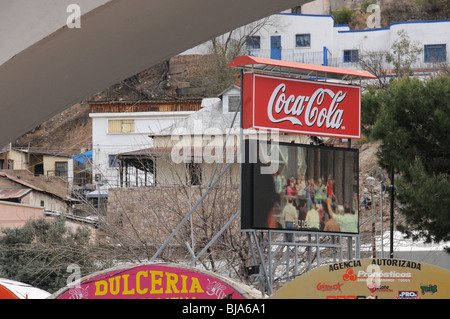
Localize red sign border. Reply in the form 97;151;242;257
242;72;362;139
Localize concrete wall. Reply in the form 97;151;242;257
106;185;240;249
21;191;69;213
0;200;44;230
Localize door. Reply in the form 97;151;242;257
270;35;281;60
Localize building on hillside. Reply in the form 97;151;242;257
67;149;93;194
115;97;242;187
182;13;449;75
113;85;315;188
0;144;71;178
0;170;74;214
102;86;319;248
88;99;202;189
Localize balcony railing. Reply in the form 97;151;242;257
246;49;450;75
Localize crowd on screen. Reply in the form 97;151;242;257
271;171;358;233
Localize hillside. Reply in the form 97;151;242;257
13;54;205;154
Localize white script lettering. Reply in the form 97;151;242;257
267;83;346;130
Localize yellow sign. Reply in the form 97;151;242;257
270;258;450;299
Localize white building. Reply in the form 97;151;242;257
89;100;202;188
182;13;450;72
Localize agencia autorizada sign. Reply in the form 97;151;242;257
242;73;361;139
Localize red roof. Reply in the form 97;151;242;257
227;56;377;80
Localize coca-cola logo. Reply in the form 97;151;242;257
267;83;346;130
242;73;361;139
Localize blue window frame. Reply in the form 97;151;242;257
343;50;359;63
424;44;446;63
296;34;311;47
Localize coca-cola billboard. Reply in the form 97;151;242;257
242;73;361;139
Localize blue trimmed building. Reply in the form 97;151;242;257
182;13;450;73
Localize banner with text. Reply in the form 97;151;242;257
270;258;450;299
242;73;361;139
52;263;259;299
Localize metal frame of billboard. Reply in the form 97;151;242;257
229;57;374;295
150;57;375;297
240;139;361;295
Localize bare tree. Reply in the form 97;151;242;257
188;16;284;96
358;50;390;88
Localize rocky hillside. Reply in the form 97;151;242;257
13;55;205;154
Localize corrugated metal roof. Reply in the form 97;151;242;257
228;56;377;81
0;171;69;201
0;188;31;200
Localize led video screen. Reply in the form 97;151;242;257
241;140;359;234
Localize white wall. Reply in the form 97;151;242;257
182;13;335;63
90;111;194;187
182;13;450;71
390;21;450;63
254;13;335;61
336;20;450;68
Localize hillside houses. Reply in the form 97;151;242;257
88;99;202;188
0;144;71;178
0;170;73;213
182;13;449;75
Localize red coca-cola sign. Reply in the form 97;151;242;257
242;73;361;139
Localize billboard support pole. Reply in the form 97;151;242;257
232;57;371;295
245;230;273;296
189;210;240;266
151;91;242;263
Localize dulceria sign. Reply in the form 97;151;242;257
50;263;259;299
242;73;361;139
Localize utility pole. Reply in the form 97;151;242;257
380;180;384;258
389;170;395;258
366;176;376;258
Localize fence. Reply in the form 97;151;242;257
246;48;450;76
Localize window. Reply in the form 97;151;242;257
291;6;301;14
186;162;202;186
108;119;135;133
343;50;359;63
55;162;68;178
424;44;446;63
228;96;240;113
7;159;14;169
109;155;120;168
246;36;261;49
296;34;311;47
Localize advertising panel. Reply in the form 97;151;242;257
51;263;259;299
242;72;361;139
270;258;450;299
241;140;359;234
